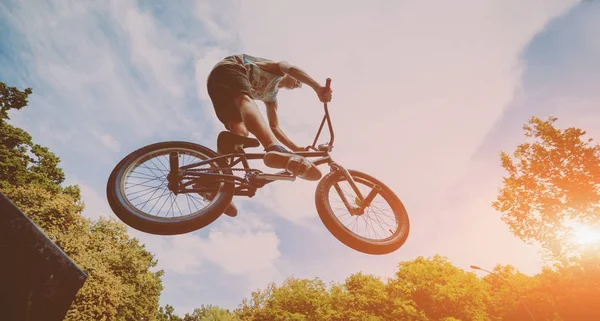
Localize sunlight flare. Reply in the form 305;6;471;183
571;224;600;246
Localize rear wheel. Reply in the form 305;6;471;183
106;141;233;235
315;169;409;255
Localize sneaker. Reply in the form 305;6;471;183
263;145;322;181
222;202;238;217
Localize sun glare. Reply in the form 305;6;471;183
572;224;600;246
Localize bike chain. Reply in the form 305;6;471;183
190;167;261;183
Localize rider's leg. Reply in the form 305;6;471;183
232;94;279;149
227;120;249;137
207;64;320;180
231;94;321;181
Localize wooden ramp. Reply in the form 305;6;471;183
0;192;87;321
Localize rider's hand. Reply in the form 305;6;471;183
315;85;332;103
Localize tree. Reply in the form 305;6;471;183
182;305;240;321
532;261;600;320
158;305;183;321
329;272;409;321
0;81;32;119
493;116;600;261
477;264;549;321
236;278;334;321
388;255;490;321
1;82;164;320
0;82;70;193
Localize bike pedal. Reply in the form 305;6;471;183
255;173;296;181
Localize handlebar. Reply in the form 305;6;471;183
309;78;334;152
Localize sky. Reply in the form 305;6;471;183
1;0;599;315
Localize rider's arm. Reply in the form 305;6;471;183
254;60;321;90
264;101;303;152
277;61;321;90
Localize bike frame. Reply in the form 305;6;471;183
168;78;373;204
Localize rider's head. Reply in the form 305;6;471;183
278;74;302;89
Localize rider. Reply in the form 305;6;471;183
203;54;333;217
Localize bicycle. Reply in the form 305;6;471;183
106;79;410;255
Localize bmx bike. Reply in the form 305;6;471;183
106;79;410;255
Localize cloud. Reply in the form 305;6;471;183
3;0;239;153
193;0;240;47
197;214;281;274
127;208;281;276
93;131;121;152
119;4;185;99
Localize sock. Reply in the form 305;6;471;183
265;144;290;153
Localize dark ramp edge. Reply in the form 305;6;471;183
0;191;87;321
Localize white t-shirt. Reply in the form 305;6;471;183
221;54;283;102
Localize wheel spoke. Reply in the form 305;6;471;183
326;174;402;242
117;146;226;220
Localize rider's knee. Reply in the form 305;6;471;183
233;93;255;111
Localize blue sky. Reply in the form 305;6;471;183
2;0;599;315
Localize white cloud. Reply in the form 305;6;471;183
6;0;237;146
116;1;186;99
127;208;281;277
198;216;281;274
93;131;120;152
194;0;240;46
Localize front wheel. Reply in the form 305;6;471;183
315;169;410;255
106;141;233;235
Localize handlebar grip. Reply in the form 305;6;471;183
325;78;331;89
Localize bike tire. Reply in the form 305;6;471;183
315;169;410;255
106;141;233;235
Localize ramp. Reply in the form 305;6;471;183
0;191;87;321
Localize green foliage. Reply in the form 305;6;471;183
493;116;600;260
390;255;490;321
1;81;164;321
158;305;183;321
0;83;69;193
78;218;164;321
230;256;600;320
183;305;241;321
0;81;32;120
329;273;392;321
2;184;85;240
237;278;334;321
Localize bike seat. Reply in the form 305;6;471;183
217;131;261;153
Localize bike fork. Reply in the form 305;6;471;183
330;162;381;212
